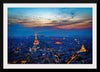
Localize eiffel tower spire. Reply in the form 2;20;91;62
35;32;37;40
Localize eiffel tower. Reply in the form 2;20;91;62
33;32;39;45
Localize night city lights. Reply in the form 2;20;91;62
3;3;97;69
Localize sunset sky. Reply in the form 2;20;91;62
8;8;92;37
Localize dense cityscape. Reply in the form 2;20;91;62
8;7;92;64
8;33;92;64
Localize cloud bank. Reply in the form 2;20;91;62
8;8;92;30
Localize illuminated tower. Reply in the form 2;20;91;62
79;44;87;52
33;32;39;45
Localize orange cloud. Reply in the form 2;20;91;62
55;20;92;30
8;17;92;30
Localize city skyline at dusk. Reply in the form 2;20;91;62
7;7;93;65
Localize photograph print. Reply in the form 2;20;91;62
3;3;97;69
